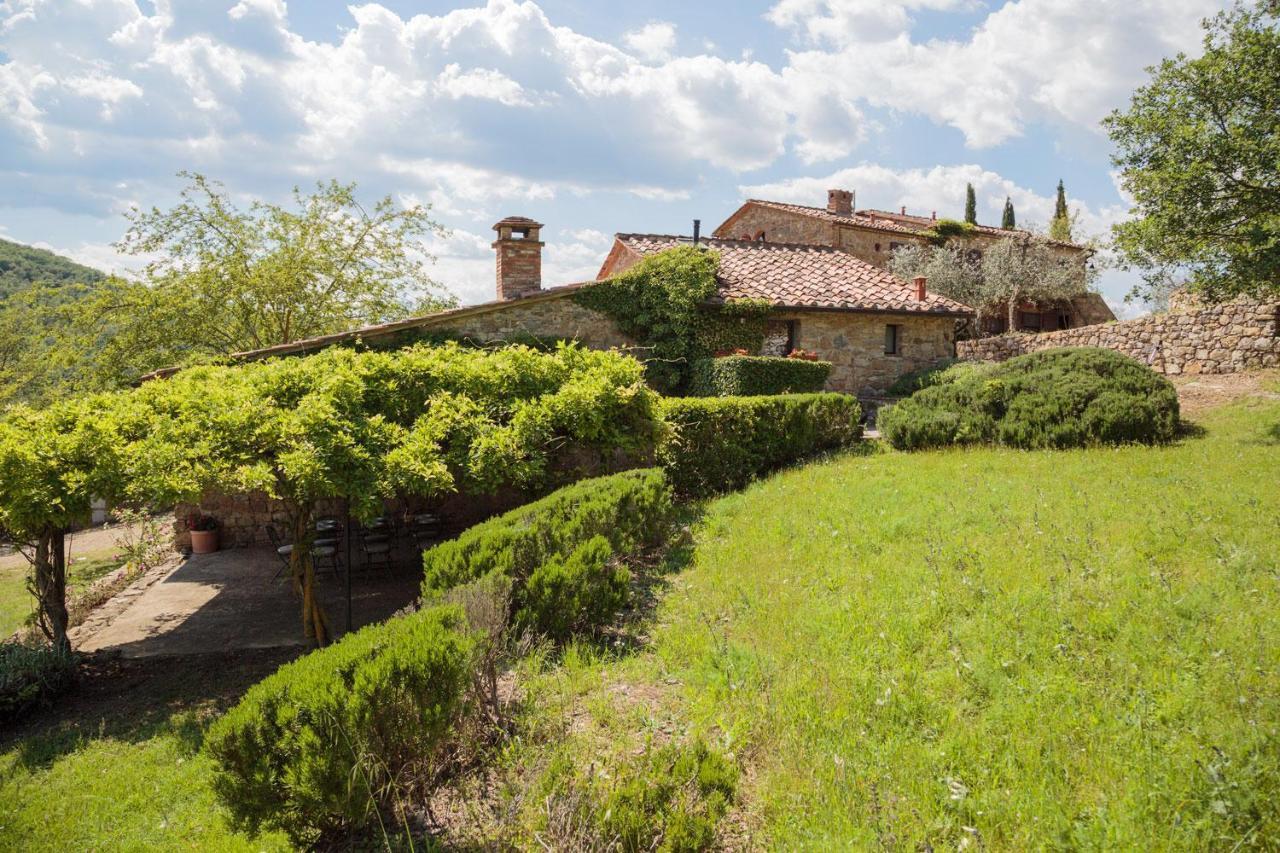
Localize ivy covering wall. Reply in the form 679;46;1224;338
571;246;771;393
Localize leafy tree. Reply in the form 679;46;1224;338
1001;197;1017;229
888;243;987;328
982;234;1091;329
0;398;123;651
0;284;103;407
1049;179;1073;242
81;173;454;385
964;183;978;225
1104;3;1280;301
890;233;1094;332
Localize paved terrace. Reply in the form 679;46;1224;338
75;547;421;658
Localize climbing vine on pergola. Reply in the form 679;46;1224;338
0;342;660;649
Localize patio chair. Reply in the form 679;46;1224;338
266;524;342;580
359;526;395;573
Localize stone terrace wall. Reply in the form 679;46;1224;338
957;299;1279;375
172;444;650;551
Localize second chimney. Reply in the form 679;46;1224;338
913;276;927;302
827;188;854;216
492;216;544;301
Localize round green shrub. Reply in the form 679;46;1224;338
879;348;1179;451
884;358;993;397
204;605;475;843
0;641;75;723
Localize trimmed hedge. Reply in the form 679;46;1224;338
204;605;475;843
878;348;1180;450
0;641;75;723
690;355;831;397
658;393;862;497
422;468;675;639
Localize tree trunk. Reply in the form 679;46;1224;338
31;528;70;652
1007;288;1020;333
289;506;330;647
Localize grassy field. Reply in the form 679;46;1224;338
3;390;1277;850
500;392;1280;849
0;554;124;638
0;652;293;852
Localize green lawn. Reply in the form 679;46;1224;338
507;394;1280;850
0;555;124;638
615;395;1280;848
4;394;1278;850
0;653;293;852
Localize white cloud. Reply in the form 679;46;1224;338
768;0;972;45
623;21;677;62
435;64;534;106
421;224;613;305
779;0;1225;147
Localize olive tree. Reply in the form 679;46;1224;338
890;233;1094;333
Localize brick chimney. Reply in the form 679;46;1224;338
492;216;544;300
827;188;854;216
913;276;927;301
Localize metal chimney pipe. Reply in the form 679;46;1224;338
693;219;701;245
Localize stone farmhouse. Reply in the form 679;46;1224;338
715;189;1115;334
194;210;974;396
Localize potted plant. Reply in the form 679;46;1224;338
187;513;219;554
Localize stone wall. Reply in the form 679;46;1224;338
956;299;1280;375
781;309;956;394
173;443;651;551
425;292;633;351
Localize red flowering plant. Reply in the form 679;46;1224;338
186;512;218;531
786;349;821;361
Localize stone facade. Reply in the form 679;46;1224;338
424;291;633;351
956;299;1280;375
715;201;1109;330
781;310;956;393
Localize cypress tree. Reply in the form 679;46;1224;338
1001;197;1016;229
1049;179;1073;241
964;183;977;224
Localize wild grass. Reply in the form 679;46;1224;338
3;395;1277;850
0;713;289;851
619;396;1280;848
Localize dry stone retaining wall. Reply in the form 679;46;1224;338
956;299;1279;375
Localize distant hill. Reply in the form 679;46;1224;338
0;237;106;299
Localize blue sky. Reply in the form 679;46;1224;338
0;0;1228;313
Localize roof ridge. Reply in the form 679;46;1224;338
617;232;881;257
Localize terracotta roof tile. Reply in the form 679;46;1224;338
738;199;1086;250
617;234;973;316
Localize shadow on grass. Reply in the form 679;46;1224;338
1;646;300;774
1176;419;1209;440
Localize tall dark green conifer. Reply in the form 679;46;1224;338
964;183;977;224
1001;197;1016;229
1049;179;1073;241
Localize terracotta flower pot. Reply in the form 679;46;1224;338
190;529;219;554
